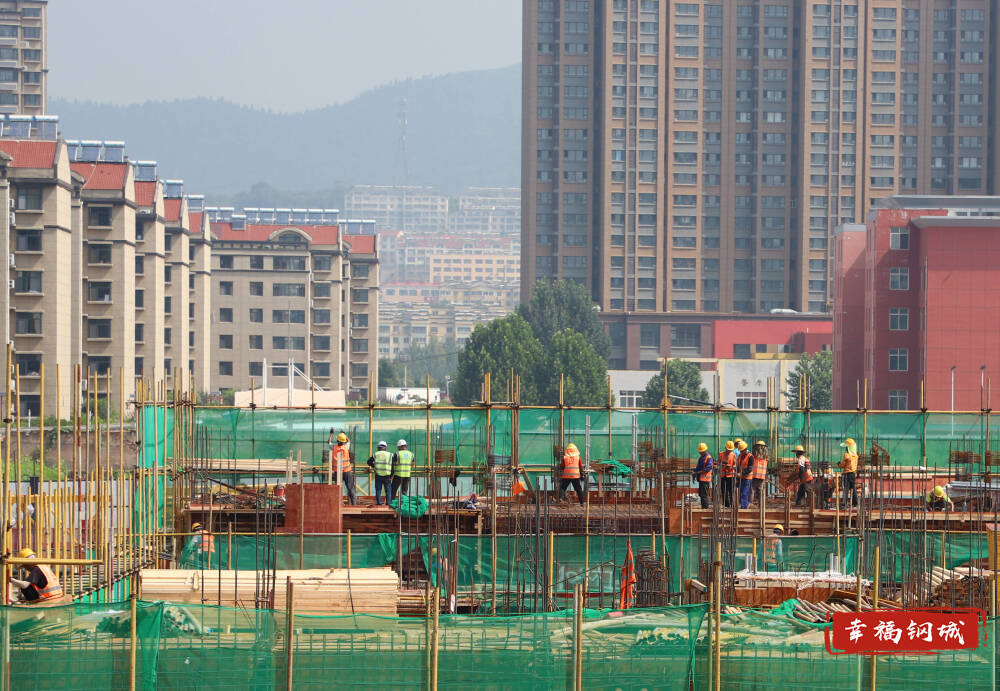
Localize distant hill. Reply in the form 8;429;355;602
49;64;520;200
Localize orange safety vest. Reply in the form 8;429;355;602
197;532;216;554
739;450;754;478
763;537;781;567
562;448;581;479
799;458;814;483
332;444;353;473
719;450;738;478
33;564;63;601
751;453;768;480
697;454;714;483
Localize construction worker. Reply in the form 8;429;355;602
737;440;754;509
792;445;814;507
391;439;414;501
925;485;954;512
750;440;769;506
558;442;585;506
368;441;394;506
329;431;357;505
763;525;784;571
817;462;835;509
693;442;713;509
718;440;738;508
839;437;859;509
9;548;64;604
190;522;215;567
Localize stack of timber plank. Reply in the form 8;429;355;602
141;568;399;615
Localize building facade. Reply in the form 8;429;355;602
344;234;379;396
524;0;997;364
834;196;1000;411
448;187;521;236
344;185;448;232
0;1;46;115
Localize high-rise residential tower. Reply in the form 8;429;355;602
523;0;995;368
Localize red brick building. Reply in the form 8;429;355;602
834;197;1000;411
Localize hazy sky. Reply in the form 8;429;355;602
49;0;521;112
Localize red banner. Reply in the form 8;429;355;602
825;608;984;655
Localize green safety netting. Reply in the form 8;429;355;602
1;600;708;690
863;530;991;581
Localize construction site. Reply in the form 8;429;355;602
1;367;999;689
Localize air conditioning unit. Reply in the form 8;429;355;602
8;211;14;226
7;254;13;268
7;279;13;290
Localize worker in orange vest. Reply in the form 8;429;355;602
693;442;714;508
558;442;585;505
737;440;754;508
762;524;784;571
190;522;216;567
839;438;859;509
9;548;64;604
718;440;738;508
328;430;357;505
750;440;769;507
792;445;814;507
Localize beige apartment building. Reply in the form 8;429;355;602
0;1;46;115
428;248;520;284
524;0;998;369
208;210;379;399
378;303;509;359
187;195;212;393
447;187;521;236
344;185;448;232
133;163;167;386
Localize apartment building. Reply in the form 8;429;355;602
378;303;509;359
208;210;378;398
133;162;167;385
187;195;212;394
524;0;998;367
344;234;379;395
428;248;520;284
68;140;136;399
0;1;46;115
383;280;520;310
344;185;448;232
834;196;1000;411
447;187;521;236
0;120;72;413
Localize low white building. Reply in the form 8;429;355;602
378;387;442;405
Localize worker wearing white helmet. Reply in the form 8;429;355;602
391;439;414;500
558;442;585;506
367;441;394;506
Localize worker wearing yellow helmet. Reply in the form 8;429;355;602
693;442;714;509
737;440;754;508
558;442;585;505
839;437;859;509
792;444;814;508
9;547;64;605
925;485;954;512
327;429;356;505
719;441;738;508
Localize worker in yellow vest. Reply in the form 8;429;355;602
367;441;394;506
10;548;64;604
558;442;585;505
328;430;357;505
391;439;414;501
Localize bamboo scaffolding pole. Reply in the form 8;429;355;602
285;577;295;691
573;582;583;691
129;592;137;691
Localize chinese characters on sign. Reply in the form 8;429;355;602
826;609;983;655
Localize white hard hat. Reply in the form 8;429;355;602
397;439;407;448
377;440;388;449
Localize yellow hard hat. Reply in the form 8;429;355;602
725;440;735;451
734;438;744;447
773;524;784;534
191;523;203;531
15;547;35;559
933;486;945;498
793;444;805;453
755;440;767;447
697;442;708;453
566;443;578;452
737;440;748;451
841;438;856;447
336;432;348;443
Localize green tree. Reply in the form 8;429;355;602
539;329;608;406
786;350;833;409
378;358;403;388
451;314;544;406
642;359;711;407
518;279;611;360
393;338;459;389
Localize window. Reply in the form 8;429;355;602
247;334;263;350
22;26;39;39
312;362;331;378
22;71;40;84
249;308;263;323
888;390;908;410
352;289;369;303
88;243;112;264
164;296;172;314
889;308;909;331
889;226;910;250
313;335;331;351
351;339;369;354
87;281;112;302
889;268;909;290
16;188;41;210
219;308;233;322
164;327;172;345
218;334;233;349
273;283;306;297
248;281;263;296
21;49;40;61
218;256;233;269
218;361;233;376
313;309;331;324
313;282;331;298
89;357;111;376
219;281;234;296
248;361;263;378
888;348;909;372
14;270;41;294
15;312;41;335
640;324;660;348
272;309;305;324
16;229;41;252
671;324;700;350
87;319;111;340
88;207;112;227
736;392;766;410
